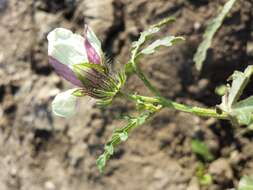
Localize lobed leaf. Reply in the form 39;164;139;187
193;0;237;71
96;111;154;172
139;36;184;55
131;16;176;52
126;16;177;74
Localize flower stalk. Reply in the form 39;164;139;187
120;92;229;119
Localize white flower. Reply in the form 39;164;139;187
48;28;88;66
47;27;104;87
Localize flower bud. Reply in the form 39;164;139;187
84;25;104;65
47;26;125;116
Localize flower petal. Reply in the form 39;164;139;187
48;28;88;66
84;25;102;64
49;57;83;87
52;89;79;117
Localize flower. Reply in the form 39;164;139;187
47;25;125;117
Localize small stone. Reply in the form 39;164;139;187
229;150;241;165
209;158;233;184
193;22;201;31
247;42;253;56
44;181;55;190
0;0;7;11
187;177;200;190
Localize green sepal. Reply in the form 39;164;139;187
75;62;108;73
72;89;86;97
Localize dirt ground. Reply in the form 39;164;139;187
0;0;253;190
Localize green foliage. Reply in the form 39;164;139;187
191;139;214;162
195;163;213;186
238;176;253;190
96;111;153;172
193;0;237;71
232;96;253;125
50;13;253;177
97;17;186;172
131;17;176;52
139;36;184;55
218;66;253;125
125;16;182;74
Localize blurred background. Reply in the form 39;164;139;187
0;0;253;189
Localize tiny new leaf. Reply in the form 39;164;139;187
191;139;214;162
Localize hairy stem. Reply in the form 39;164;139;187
122;93;228;119
129;94;228;119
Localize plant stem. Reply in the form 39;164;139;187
134;63;162;96
123;93;228;119
128;48;228;120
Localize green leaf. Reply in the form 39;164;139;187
232;96;253;125
238;176;253;190
199;174;213;186
132;27;160;50
218;66;253;125
195;162;213;186
191;139;214;162
96;155;106;173
126;16;176;73
119;132;128;141
140;36;184;55
228;71;250;108
52;89;78;117
194;0;237;71
151;17;176;28
131;16;176;51
105;144;114;155
96;111;153;172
